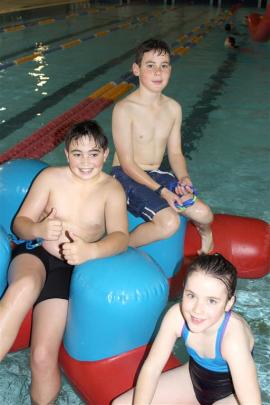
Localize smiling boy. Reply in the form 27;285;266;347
0;120;128;404
112;38;213;254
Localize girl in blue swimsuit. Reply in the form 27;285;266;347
113;254;261;405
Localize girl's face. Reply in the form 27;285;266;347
181;270;234;334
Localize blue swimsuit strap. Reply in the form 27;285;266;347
181;311;232;356
215;311;232;358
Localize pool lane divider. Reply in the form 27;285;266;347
0;7;177;72
0;82;134;163
171;10;234;57
0;5;119;34
0;3;179;35
0;9;234;164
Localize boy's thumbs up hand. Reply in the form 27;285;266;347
38;207;63;240
61;231;95;265
47;207;56;218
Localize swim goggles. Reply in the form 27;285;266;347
168;180;198;212
10;234;43;250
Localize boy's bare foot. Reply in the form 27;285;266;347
197;231;214;255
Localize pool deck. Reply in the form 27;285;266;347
0;0;91;15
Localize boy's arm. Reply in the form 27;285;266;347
97;180;129;257
112;102;184;209
13;169;62;241
134;304;183;405
223;323;261;405
167;102;193;194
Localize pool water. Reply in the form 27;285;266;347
0;1;269;404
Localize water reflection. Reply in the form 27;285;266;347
28;42;49;97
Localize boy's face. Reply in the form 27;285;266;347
132;50;171;93
65;135;109;181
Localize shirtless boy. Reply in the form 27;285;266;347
0;120;128;404
112;38;213;254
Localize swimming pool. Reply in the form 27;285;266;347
0;1;269;403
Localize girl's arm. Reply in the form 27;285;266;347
223;319;261;405
134;304;183;405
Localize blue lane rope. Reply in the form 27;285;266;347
0;7;231;72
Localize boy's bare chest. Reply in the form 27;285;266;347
46;187;104;225
132;109;173;142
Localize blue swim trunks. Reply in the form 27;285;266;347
111;166;176;222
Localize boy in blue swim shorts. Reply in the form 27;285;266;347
112;38;213;253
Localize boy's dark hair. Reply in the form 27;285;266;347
224;23;231;32
228;36;236;47
183;254;237;300
135;38;171;66
65;120;108;151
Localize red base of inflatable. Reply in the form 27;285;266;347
168;213;269;299
59;344;180;405
184;214;270;278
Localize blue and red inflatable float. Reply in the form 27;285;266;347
0;159;269;404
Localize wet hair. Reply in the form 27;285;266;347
228;36;236;47
65;120;108;151
224;23;231;32
135;38;171;66
183;254;237;300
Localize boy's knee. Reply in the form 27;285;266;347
31;345;58;374
166;213;181;237
192;202;213;226
154;210;180;239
